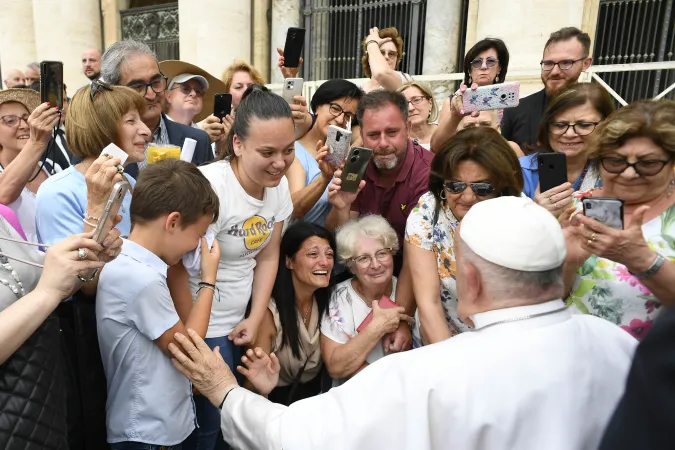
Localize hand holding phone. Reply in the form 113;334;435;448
325;125;352;167
538;152;568;193
282;78;304;104
213;93;232;120
282;27;306;68
582;197;625;230
340;147;373;193
462;81;520;112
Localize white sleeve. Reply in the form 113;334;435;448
276;176;294;223
221;388;286;450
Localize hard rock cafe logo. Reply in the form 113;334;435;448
227;215;276;251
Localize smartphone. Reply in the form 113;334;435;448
213;93;232;120
325;125;352;167
538;152;567;193
282;78;304;104
340;147;373;193
91;181;130;244
357;296;398;333
462;81;520;112
39;61;64;109
282;27;306;68
582;197;625;230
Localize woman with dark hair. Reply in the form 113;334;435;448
431;38;511;152
236;221;336;405
287;79;362;226
168;85;295;450
520;83;614;216
361;27;413;93
405;127;523;345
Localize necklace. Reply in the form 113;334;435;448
300;301;312;326
0;247;25;298
475;305;568;331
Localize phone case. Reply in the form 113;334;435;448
325;125;352;167
213;93;232;120
462;81;520;112
40;61;64;109
340;147;373;193
283;27;306;68
282;78;304;104
538;152;568;193
92;181;130;243
582;197;625;230
356;296;398;333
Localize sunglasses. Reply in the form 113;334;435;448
445;181;495;196
470;57;499;69
600;157;671;177
171;83;206;97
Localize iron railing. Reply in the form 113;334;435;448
593;0;675;102
303;0;427;81
121;3;179;61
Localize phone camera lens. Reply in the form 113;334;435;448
500;94;507;99
336;131;342;141
353;149;359;155
586;203;592;209
350;156;358;163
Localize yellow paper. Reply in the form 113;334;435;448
147;144;181;164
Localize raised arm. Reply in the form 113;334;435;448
364;28;403;91
287;142;334;218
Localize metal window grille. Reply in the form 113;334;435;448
593;0;675;102
121;2;180;62
303;0;427;81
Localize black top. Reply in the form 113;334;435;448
598;306;675;450
500;88;549;151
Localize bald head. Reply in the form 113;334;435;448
82;48;102;80
4;69;25;88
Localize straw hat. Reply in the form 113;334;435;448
0;88;41;114
159;60;227;123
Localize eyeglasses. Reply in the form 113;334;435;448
351;248;393;268
380;50;398;59
540;57;586;71
90;79;113;101
328;103;356;122
470;57;499;69
407;96;427;106
445;181;495;196
171;83;205;97
0;114;29;128
600;157;671;177
127;76;168;96
549;121;600;136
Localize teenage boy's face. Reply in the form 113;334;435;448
166;214;214;265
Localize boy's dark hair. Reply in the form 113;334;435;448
131;159;219;227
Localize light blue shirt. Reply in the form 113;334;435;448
294;141;331;226
35;166;135;245
96;239;195;445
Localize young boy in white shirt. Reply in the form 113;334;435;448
96;159;221;450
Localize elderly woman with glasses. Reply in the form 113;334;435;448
397;81;438;150
405;127;523;345
563;100;675;340
320;215;413;386
520;83;614;217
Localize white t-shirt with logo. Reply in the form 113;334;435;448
190;160;293;337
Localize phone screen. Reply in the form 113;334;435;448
40;61;64;109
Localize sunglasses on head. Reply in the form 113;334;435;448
444;181;495;196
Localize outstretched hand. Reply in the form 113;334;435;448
237;347;281;396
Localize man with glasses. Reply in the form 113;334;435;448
99;40;213;179
501;27;593;150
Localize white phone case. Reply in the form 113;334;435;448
282;78;304;103
462;81;520;112
325;125;352;167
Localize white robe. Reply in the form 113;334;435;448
220;299;637;450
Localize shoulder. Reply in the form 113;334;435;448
37;167;82;198
575;314;639;351
411;144;433;178
293;142;311;164
519;153;538;171
199;160;229;182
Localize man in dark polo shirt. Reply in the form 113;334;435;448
501;27;593;151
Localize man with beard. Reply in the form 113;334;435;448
81;48;102;81
501;27;592;151
99;39;213;179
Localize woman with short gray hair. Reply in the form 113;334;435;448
320;215;412;386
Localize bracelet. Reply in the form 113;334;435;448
366;40;380;49
219;386;238;410
197;285;215;294
83;219;98;228
629;253;666;279
84;212;100;222
199;281;216;288
77;268;99;283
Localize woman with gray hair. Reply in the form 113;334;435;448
320;215;413;386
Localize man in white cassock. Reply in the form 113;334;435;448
168;196;638;450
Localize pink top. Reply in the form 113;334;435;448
0;204;27;240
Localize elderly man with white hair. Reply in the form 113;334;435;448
168;196;637;450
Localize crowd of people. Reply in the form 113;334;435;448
0;21;673;450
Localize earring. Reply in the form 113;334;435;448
440;190;447;200
668;179;675;197
495;74;500;83
468;77;472;86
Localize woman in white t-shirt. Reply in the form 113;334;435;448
320;215;413;387
168;86;295;450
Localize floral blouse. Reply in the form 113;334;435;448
405;192;472;345
567;190;675;339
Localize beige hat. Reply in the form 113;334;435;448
159;60;227;122
459;196;566;271
0;88;41;114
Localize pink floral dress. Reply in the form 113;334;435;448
567;190;675;339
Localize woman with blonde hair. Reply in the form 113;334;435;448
221;60;266;110
361;27;412;93
397;81;438;150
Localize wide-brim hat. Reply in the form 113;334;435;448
159;60;227;122
0;88;41;114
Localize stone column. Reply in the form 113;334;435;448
102;0;129;50
180;0;251;82
32;0;102;92
252;0;271;82
0;1;37;85
270;0;302;83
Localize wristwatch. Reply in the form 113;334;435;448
630;253;666;279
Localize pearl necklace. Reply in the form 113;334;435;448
0;247;25;298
